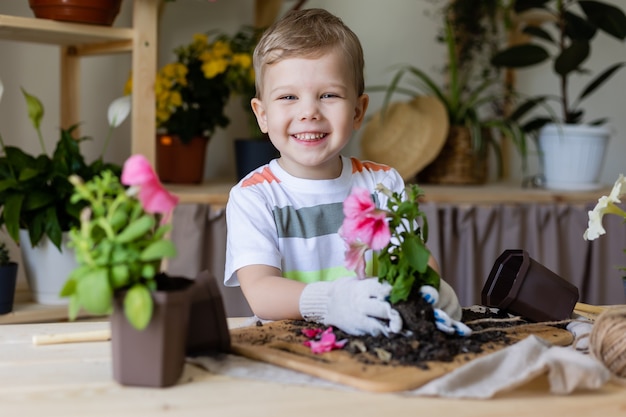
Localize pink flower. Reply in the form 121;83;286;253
343;187;376;219
302;327;347;354
341;211;390;250
344;240;368;279
341;187;391;250
121;154;179;216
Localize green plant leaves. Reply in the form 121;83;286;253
115;215;155;243
124;284;153;331
140;240;177;261
20;87;43;130
76;268;113;315
491;44;549;68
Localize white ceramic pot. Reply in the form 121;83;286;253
538;123;610;191
19;230;77;305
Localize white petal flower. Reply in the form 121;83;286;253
583;197;608;240
608;173;626;203
107;95;131;128
0;78;4;104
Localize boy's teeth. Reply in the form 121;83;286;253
294;133;324;140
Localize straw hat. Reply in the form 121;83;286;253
360;96;449;180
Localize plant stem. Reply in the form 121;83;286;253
557;0;570;123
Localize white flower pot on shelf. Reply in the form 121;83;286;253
19;229;77;305
538;123;610;191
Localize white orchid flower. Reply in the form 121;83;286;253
107;95;131;128
101;95;132;156
584;174;626;241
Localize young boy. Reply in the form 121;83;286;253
224;8;462;337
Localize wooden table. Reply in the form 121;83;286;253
2;319;625;416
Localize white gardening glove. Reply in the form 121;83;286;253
420;282;471;336
299;277;403;337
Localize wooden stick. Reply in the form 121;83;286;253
32;329;111;346
574;302;608;316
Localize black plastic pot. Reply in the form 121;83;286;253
481;249;579;322
0;263;18;315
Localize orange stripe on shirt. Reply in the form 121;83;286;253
241;166;280;188
351;157;391;174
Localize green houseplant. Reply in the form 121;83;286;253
61;155;179;330
61;155;230;387
366;1;528;184
490;0;626;189
0;77;130;303
0;80;129;250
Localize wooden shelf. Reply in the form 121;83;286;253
0;0;157;162
0;14;133;49
167;180;608;207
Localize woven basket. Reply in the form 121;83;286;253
416;126;488;185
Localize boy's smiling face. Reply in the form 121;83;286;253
251;47;369;179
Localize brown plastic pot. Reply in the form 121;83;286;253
110;273;231;388
481;249;579;322
111;276;193;388
28;0;123;26
186;270;231;356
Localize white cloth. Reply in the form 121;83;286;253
414;335;610;398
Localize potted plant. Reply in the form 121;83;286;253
0;239;18;315
491;0;626;190
364;1;529;184
0;77;130;304
125;27;259;184
61;154;229;387
340;184;471;336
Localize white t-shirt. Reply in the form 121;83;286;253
224;155;405;287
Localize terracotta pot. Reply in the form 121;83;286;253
0;263;18;315
481;249;579;322
28;0;123;26
156;134;209;184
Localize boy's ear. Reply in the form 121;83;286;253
353;94;369;130
251;98;268;133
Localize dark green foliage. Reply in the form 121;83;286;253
0;125;121;250
491;0;626;128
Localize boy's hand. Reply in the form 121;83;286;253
420;282;470;336
299;277;402;337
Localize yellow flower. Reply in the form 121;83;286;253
232;53;252;69
211;40;231;58
201;56;229;79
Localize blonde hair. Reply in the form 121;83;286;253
253;8;365;97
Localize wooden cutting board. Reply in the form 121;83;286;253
229;320;573;393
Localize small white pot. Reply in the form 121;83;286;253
538;123;610;191
19;230;77;305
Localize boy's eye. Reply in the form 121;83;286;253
279;95;297;100
321;93;339;99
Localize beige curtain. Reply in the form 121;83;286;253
168;202;625;317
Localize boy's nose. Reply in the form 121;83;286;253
299;98;321;121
